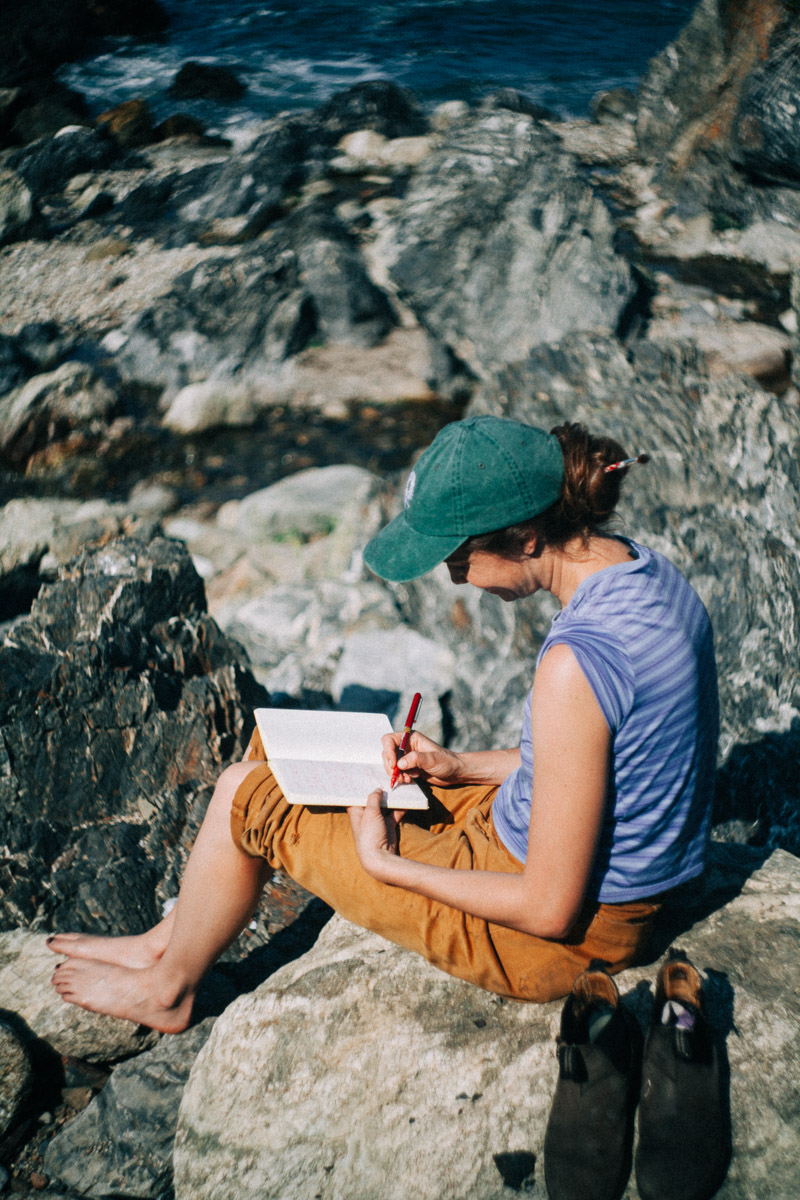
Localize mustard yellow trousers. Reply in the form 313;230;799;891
231;730;661;1003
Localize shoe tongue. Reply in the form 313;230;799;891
660;999;696;1030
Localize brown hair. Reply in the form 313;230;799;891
459;422;635;559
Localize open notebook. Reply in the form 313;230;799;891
253;708;429;809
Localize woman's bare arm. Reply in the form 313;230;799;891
350;644;610;939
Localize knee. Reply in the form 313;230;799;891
209;761;262;819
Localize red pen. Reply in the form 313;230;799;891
390;692;422;790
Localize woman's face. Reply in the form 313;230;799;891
445;546;539;602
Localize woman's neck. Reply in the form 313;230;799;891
543;536;633;608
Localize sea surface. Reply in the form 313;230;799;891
60;0;696;137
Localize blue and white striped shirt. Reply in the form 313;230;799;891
492;539;719;902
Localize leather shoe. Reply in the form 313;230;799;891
635;948;730;1200
544;960;641;1200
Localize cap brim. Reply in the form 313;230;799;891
364;511;466;582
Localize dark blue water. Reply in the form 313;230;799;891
60;0;695;136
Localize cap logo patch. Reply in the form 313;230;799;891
404;469;417;509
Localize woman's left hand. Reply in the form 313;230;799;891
348;791;404;880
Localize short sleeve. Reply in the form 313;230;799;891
540;623;635;733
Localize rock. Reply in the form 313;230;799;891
635;0;785;169
0;362;118;469
691;321;792;391
11;322;72;373
315;80;427;142
381;110;635;378
0;932;158;1063
7;127;120;198
5;84;90;148
0;169;37;246
337;129;388;161
0;1018;33;1144
84;0;168;37
43;1019;214;1198
167;115;309;241
233;464;379;544
634;215;800;325
115;209;395;396
153;113;206;142
289;208;396;347
629;0;800;242
480;88;555;121
174;845;800;1200
547;117;638;167
169;62;246;102
430;100;469;132
0;333;30;397
162;380;260;434
331;628;455;739
590;87;637;126
0;497;81;621
732;22;800;187
0;535;267;931
126;480;178;518
219;581;398;698
0;2;88;88
97;98;154;148
378;135;434;167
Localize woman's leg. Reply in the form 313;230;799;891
50;762;271;1033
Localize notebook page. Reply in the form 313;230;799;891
269;757;428;808
254;709;392;764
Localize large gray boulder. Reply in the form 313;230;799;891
0;362;118;468
174;845;799;1200
0;533;267;932
0;931;157;1064
631;0;800;235
0;169;37;246
114;208;396;400
731;19;800;187
381;109;635;378
0;1016;33;1147
42;1019;215;1199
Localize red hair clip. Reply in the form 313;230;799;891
604;453;650;474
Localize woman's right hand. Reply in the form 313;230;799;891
381;731;465;788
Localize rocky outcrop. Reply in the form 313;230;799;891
170;63;246;103
0;932;158;1064
0;362;118;468
41;1019;215;1199
114;207;397;400
0;534;267;933
0;170;38;247
173;845;800;1200
0;1019;33;1146
636;0;788;176
381;110;635;378
7;128;123;200
0;0;168;89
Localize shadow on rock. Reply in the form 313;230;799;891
713;721;800;856
645;843;769;966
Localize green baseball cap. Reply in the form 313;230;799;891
364;415;564;582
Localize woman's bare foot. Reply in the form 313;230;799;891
51;958;194;1034
46;917;173;969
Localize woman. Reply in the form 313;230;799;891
49;415;718;1031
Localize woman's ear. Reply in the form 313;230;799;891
523;535;542;558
